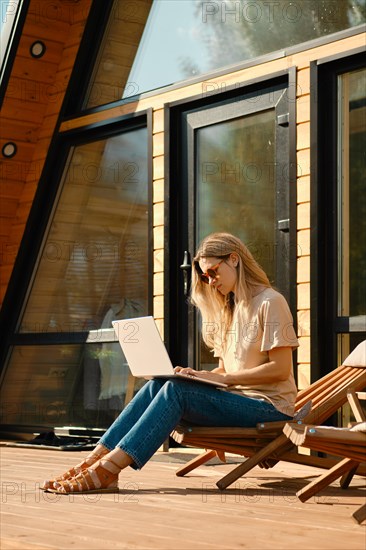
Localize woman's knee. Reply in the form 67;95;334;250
146;378;191;403
131;378;165;402
145;378;166;393
161;378;190;403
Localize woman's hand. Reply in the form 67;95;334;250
174;366;228;384
174;366;192;374
173;366;198;376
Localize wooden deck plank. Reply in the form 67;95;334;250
0;446;365;549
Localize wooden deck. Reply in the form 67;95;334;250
1;445;365;550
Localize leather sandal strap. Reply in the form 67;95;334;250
85;449;109;462
77;471;93;491
65;466;81;478
65;471;91;492
104;458;122;470
94;463;119;484
61;477;79;492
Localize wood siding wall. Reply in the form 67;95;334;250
0;0;92;302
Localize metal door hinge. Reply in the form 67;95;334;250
277;113;289;127
278;219;290;232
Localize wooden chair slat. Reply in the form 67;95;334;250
347;390;366;422
296;458;360;503
295;366;352;406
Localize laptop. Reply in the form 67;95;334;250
112;316;228;388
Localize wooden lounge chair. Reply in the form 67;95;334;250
171;341;366;490
283;421;366;524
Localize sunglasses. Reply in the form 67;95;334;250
198;259;225;284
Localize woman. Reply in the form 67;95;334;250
42;232;298;494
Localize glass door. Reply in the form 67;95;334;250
173;83;294;371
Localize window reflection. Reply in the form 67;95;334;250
20;128;149;332
195;109;276;371
196;110;276;281
85;0;365;108
338;68;366;317
84;0;153;108
0;345;145;428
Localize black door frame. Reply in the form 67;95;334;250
165;69;297;370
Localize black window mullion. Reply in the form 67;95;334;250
12;329;118;346
334;316;366;334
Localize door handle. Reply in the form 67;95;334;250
180;251;191;296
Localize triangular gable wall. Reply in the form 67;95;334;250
0;0;93;304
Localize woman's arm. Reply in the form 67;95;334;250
211;358;226;374
176;347;292;385
224;347;293;385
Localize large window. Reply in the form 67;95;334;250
83;0;365;109
0;124;151;429
337;67;366;401
313;54;365;394
337;68;366;321
19;129;150;333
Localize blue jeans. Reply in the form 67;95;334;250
98;378;292;469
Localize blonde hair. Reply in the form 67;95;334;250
191;232;271;354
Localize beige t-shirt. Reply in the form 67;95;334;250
218;288;299;416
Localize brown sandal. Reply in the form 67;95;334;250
50;459;120;494
41;448;109;491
